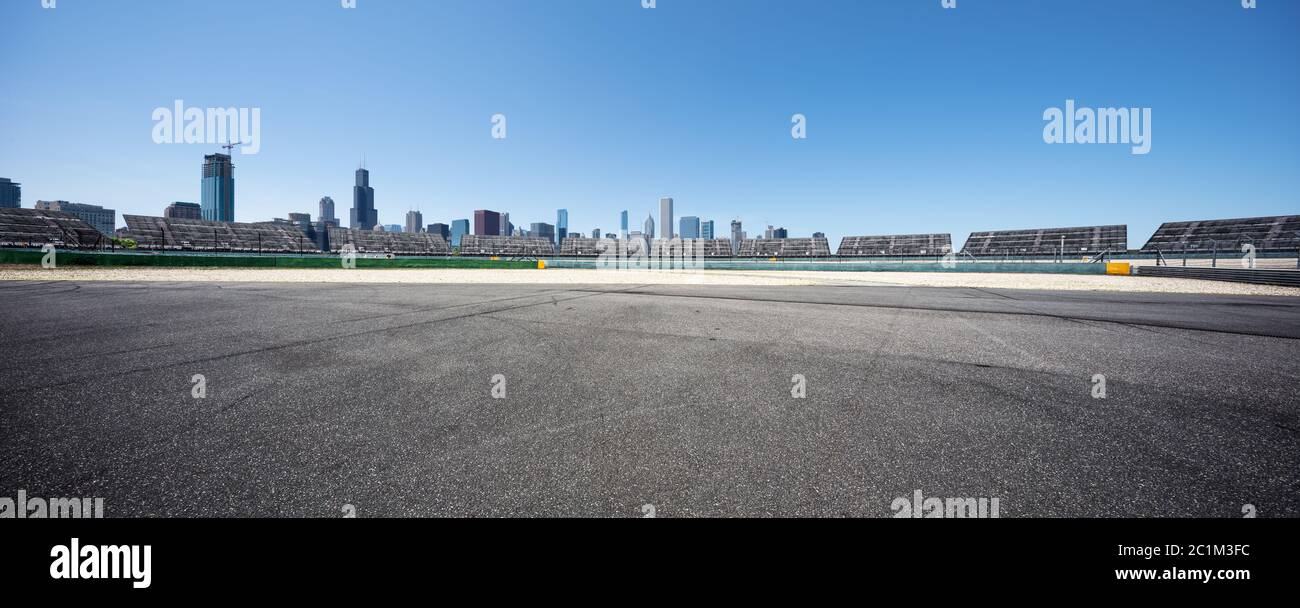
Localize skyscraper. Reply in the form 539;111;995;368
659;197;674;239
473;210;501;235
731;220;743;254
591;228;600;239
350;167;377;230
644;214;655;239
556;209;568;246
620;210;629;238
319;196;336;223
773;227;788;239
164;201;202;219
679;216;700;239
201;153;234;222
701;220;714;240
451;219;469;247
531;222;555;242
428;223;450;240
405;209;423;233
0;178;20;208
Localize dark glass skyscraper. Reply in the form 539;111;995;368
350;168;377;230
201;154;234;221
680;216;700;239
451;219;469;247
473;210;501;235
0;178;20;208
556;209;568;246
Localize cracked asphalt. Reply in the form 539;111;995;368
1;280;1297;517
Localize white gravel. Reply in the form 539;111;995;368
2;265;1298;296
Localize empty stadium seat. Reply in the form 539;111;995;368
960;225;1127;257
836;233;952;256
0;208;106;249
1140;215;1300;253
457;235;555;256
736;237;832;258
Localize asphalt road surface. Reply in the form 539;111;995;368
2;280;1298;517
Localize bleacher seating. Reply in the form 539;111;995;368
125;215;316;252
328;227;450;255
0;208;107;249
1140;215;1300;253
837;233;952;256
457;235;555;257
558;237;613;257
961;225;1127;256
650;238;734;258
736;237;832;258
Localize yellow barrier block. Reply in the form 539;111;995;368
1105;262;1131;276
537;260;546;269
490;256;500;261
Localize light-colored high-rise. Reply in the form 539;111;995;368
659;197;674;239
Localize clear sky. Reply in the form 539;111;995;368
2;0;1297;249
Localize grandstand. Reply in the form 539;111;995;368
125;215;316;252
1140;215;1300;253
458;235;555;257
736;237;832;258
961;225;1127;257
558;237;615;257
328;227;450;255
837;233;952;257
0;207;107;249
650;238;734;258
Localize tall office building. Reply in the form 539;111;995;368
644;214;655;239
773;227;788;239
813;232;825;239
428;223;450;240
350;167;377;230
530;222;555;242
164;201;202;219
201;153;235;222
451;219;469;247
0;178;19;208
659;197;674;239
500;212;511;236
731;220;743;254
405;210;423;233
319;196;336;223
679;216;700;239
764;225;775;239
591;228;601;239
35;200;117;235
701;220;714;240
473;210;501;235
556;209;568;246
620;210;629;238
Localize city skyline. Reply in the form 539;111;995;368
3;1;1298;250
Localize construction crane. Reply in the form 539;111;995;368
221;142;243;157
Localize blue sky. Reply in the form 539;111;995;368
2;0;1297;249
